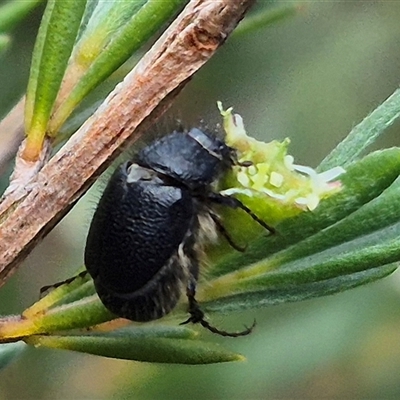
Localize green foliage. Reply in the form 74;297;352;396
24;0;87;159
0;0;43;57
26;326;242;365
1;0;400;369
233;3;303;38
319;87;400;170
0;0;43;33
23;0;186;159
2;88;400;364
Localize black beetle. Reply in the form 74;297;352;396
83;127;275;336
43;128;274;337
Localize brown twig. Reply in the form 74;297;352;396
0;0;255;286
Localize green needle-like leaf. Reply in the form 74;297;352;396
319;87;400;171
211;148;400;277
233;3;303;38
2;147;399;343
0;0;43;33
48;0;185;134
0;296;112;341
202;223;400;302
203;265;396;314
27;329;243;364
239;222;400;290
24;0;87;160
264;175;400;270
211;172;400;287
23;269;92;318
28;295;114;333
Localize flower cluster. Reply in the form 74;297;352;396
218;103;345;224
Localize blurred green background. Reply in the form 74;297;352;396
1;1;400;399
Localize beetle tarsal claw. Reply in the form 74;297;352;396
179;317;192;326
198;317;257;338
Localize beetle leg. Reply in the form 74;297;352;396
40;270;89;298
180;279;202;324
199;317;256;338
208;210;246;252
208;192;276;234
236;160;253;167
180;278;256;337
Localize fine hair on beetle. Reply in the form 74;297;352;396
42;126;275;338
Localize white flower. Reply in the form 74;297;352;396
218;102;345;215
